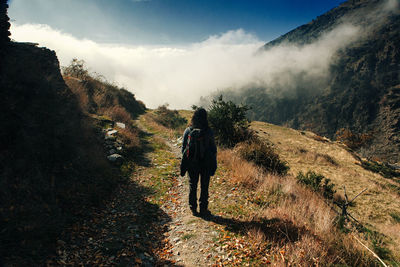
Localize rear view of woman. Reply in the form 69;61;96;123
181;108;217;217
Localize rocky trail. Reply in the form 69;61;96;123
155;133;220;266
134;116;226;266
48;115;230;266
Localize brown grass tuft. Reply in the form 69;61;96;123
218;149;264;188
311;134;330;143
103;106;132;124
118;126;140;149
65;79;90;112
235;139;289;175
294;147;338;166
247;227;267;247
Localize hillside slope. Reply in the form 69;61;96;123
219;0;400;162
251;120;400;262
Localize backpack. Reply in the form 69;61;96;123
184;128;208;163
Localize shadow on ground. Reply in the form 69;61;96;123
206;213;310;245
42;127;178;266
123;128;155;168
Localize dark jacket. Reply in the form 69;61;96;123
180;127;217;176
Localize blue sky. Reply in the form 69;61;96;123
8;0;344;45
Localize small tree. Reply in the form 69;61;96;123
208;95;252;147
335;128;373;150
62;58;89;80
297;170;336;200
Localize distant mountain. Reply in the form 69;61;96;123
215;0;400;162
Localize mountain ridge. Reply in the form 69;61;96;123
213;0;400;163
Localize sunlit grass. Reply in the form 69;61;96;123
251;120;400;260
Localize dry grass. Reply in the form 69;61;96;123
64;74;145;124
218;149;264;188
218;148;379;265
177;110;194;122
65;78;90;112
377;223;400;259
234;140;289;175
140;111;187;139
251;121;400;259
302;150;338;166
103;106;132;124
118;127;140;149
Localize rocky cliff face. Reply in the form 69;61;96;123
0;0;10;47
221;0;400;162
0;38;118;265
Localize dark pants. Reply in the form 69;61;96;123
188;168;210;212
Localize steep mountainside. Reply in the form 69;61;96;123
219;0;400;162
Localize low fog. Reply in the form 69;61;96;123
10;0;398;109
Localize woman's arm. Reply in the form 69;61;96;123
209;129;217;155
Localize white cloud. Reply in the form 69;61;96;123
10;24;266;108
10;0;392;110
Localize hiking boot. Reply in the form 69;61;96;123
190;208;198;216
200;209;212;219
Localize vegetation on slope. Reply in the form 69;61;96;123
215;149;379;266
63;58;145;122
131;108;377;265
207;96;252;147
63;58;146;157
160;102;394;265
205;97;289;175
251;120;400;264
152;104;187;129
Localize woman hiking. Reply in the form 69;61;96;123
181;108;217;218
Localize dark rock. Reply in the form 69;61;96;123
105;135;116;141
0;0;10;47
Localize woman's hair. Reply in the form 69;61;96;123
191;108;209;129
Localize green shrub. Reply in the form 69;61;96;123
153;104;187;129
361;160;400;179
360;226;392;261
390;212;400;223
208;95;252;147
297;170;336;200
235;139;289;175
